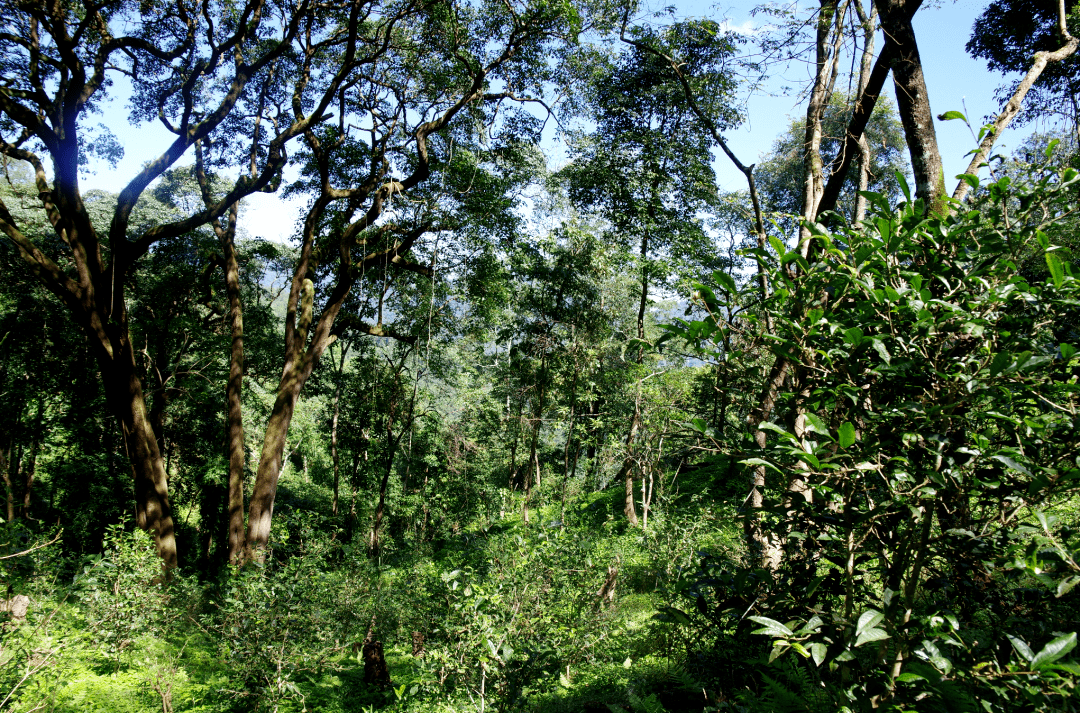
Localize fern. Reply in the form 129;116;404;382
757;673;810;713
627;689;668;713
661;662;698;692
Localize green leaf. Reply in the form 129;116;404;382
992;455;1032;477
988;351;1012;377
838;422;856;449
843;327;865;346
895;672;927;683
740;458;784;475
803;413;830;436
1057;576;1080;598
1031;633;1076;670
749;616;794;637
856;610;884;636
757;421;797;441
939;110;967;122
1061;343;1077;361
958;174;979;190
769;235;787;257
930;656;953;675
789;641;811;658
713;270;738;295
871;338;891;364
895;171;912;203
768;641;790;663
656;606;693;626
1008;635;1035;663
1047;252;1065;289
1045;138;1061;158
855;628;890;647
810;642;827;667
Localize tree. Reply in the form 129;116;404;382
755;92;908;236
564;17;739;523
0;0;330;568
968;0;1080;135
955;0;1079;203
239;0;591;559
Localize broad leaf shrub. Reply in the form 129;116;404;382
666;166;1080;711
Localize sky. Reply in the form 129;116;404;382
79;0;1031;244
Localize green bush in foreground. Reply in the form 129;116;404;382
668;162;1080;710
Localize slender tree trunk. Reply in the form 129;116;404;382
561;359;580;512
951;0;1078;203
618;388;642;527
330;343;349;517
818;1;924;219
220;205;248;565
371;350;415;555
2;444;14;524
876;0;945;212
371;448;395;555
524;405;540;526
852;1;878;226
799;0;848;256
746;357;789;567
509;394;522;491
195;142;250;565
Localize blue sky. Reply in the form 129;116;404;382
80;0;1032;243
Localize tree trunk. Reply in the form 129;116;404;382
818;0;923;219
852;0;879;226
246;368;307;558
799;0;846;256
617;389;642;527
561;360;580;512
220;204;248;566
524;406;540;526
876;0;945;212
101;350;178;570
370;349;415;555
2;444;14;524
330;343;349;517
951;0;1078;203
745;357;789;568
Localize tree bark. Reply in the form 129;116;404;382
952;0;1078;203
818;0;925;219
102;347;179;569
196;142;250;566
876;0;946;212
220;211;248;566
2;444;14;524
370;350;415;556
799;0;847;256
330;342;349;517
617;388;642;527
561;358;580;512
852;0;879;226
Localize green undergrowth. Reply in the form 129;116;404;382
0;478;744;713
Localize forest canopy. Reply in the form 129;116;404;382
0;0;1078;711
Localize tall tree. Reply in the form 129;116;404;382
0;0;328;568
564;18;739;523
241;0;589;559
